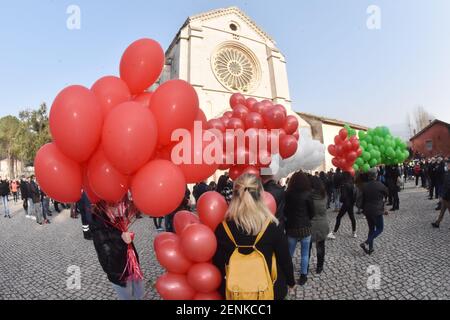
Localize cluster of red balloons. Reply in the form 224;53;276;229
34;38;217;217
206;93;300;181
155;191;228;300
327;128;362;176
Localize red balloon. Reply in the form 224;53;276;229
87;148;129;202
230;93;246;109
292;130;300;141
156;237;193;274
34;143;82;203
133;91;153;108
131;160;186;217
331;157;340;168
241;165;261;178
81;166;101;204
154;232;179;252
335;144;344;156
50;85;103;163
91;76;131;117
197;191;228;231
120;38;164;95
249;102;265;114
245;98;257;110
346;151;358;163
338;158;348;169
339;128;348;140
343;140;353;151
283;115;299;134
221;117;230;128
232;105;249;121
187;263;222;293
261;100;273;109
180;224;217;263
156;273;196;300
266;130;281;154
207;119;226;133
229;165;245;181
223;111;233;118
196;108;208;128
273;104;287;117
174;130;219;184
245;112;264;129
263;191;277;215
328;145;337;156
350;136;360;150
226;118;245;131
194;292;222;300
347;168;356;177
356;148;363;157
263;107;286;129
150;80;199;146
156;143;175;161
279;135;298;159
174;210;200;234
334;135;343;145
102;101;158;175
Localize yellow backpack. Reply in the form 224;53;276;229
222;219;277;300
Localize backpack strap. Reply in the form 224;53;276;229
222;218;272;248
222;221;238;247
253;219;272;247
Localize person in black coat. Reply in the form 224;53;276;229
385;165;400;211
90;199;144;300
213;174;295;300
360;168;389;255
432;159;450;228
332;168;344;211
328;172;356;239
284;171;315;286
20;178;29;215
0;178;11;218
262;175;286;231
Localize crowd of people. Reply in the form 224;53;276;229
2;155;449;300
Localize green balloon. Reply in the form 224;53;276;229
386;147;395;158
362;151;371;161
353;163;359;171
356;157;364;166
373;136;382;145
360;141;368;148
379;145;386;153
367;129;375;136
367;144;374;151
369;158;378;167
365;135;373;144
381;126;390;137
362;163;370;173
358;131;366;139
374;127;383;136
370;149;378;158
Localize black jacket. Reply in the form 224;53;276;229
90;207;139;287
284;191;315;238
0;181;9;197
193;182;208;201
20;180;29;199
442;171;450;201
213;220;295;300
340;182;355;208
333;172;343;189
29;181;41;203
263;180;286;229
362;180;388;217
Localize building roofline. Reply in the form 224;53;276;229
166;6;276;56
409;119;450;141
297;112;369;131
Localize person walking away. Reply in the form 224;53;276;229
0;178;11;218
386;165;400;211
91;199;144;300
78;192;93;240
40;190;51;224
320;171;332;210
284;171;315;286
213;174;295;300
360;168;388;255
332;169;343;212
20;177;29;216
29;176;43;225
434;157;446;211
262;174;286;231
432;159;450;228
328;172;357;239
308;176;329;274
414;162;421;187
428;158;437;199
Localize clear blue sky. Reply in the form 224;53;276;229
1;0;449;131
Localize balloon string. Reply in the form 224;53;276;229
121;244;144;282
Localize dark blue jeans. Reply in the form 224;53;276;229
365;215;384;250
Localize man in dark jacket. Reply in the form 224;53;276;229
432;159;450;228
29;176;43;224
20;177;29;215
0;178;11;218
262;175;286;231
360;168;388;255
193;181;208;203
333;168;344;211
434;157;446;210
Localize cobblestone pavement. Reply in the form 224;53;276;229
0;182;449;300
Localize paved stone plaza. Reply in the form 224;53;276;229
0;182;449;300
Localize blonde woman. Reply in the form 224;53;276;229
212;174;295;300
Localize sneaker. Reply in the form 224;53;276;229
298;274;308;286
352;232;357;238
431;222;439;228
25;215;30;219
31;216;36;221
327;232;336;240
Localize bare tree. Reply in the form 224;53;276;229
408;106;435;136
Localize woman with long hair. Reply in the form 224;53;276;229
213;174;295;300
284;171;315;285
308;176;329;274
